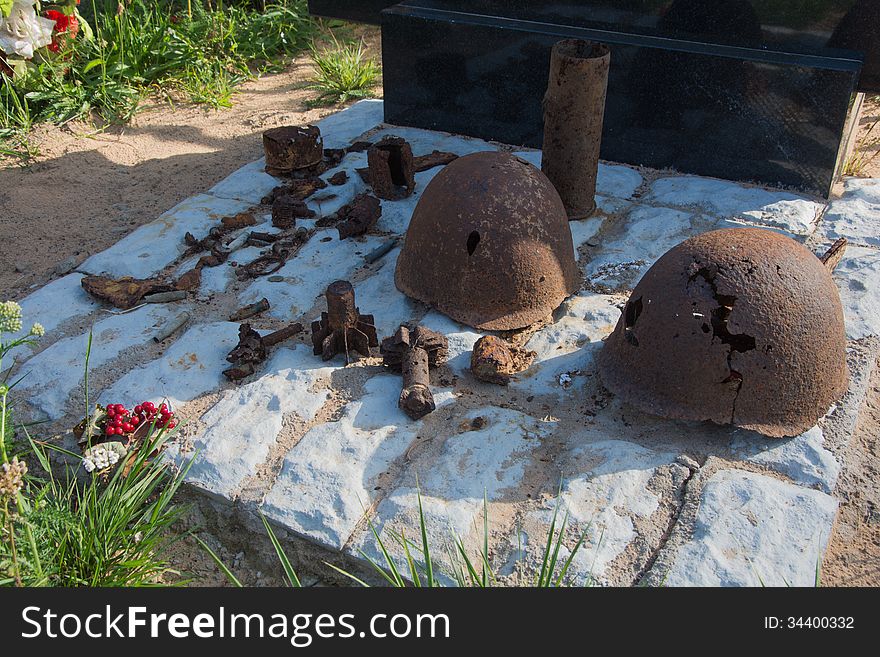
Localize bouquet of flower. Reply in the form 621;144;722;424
0;1;85;75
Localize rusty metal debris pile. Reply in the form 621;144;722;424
598;227;849;438
395;151;580;330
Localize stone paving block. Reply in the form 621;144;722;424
349;406;553;581
585;205;714;290
512;293;619;397
6;273;99;366
663;469;837;587
376;167;441;235
179;345;336;499
818;177;880;248
209;158;280;205
352;249;420;338
730;426;840;494
98;321;239;409
647;175;823;235
261;375;426;549
317;99;385;150
515;439;676;582
570;216;604;253
16;304;181;420
239;229;386;321
830;245;880;340
80;194;253;279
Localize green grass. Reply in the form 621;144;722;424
307;36;380;107
0;1;318;155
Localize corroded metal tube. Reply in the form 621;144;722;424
541;39;610;220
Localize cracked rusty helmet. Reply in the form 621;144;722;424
395;151;580;330
598;227;848;438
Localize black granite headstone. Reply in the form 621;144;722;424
308;0;879;196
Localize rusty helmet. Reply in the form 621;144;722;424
395;151;580;330
598;227;848;438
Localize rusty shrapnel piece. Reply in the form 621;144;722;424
224;322;303;381
598;227;849;438
367;136;415;200
542;40;610;220
336;193;382;239
311;280;378;363
381;325;449;420
470;335;536;385
263;125;323;175
271;194;315;229
395;151;580;330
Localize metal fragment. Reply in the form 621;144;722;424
367;136;416;200
229;298;270;322
154;312;191;343
263;125;323;175
470;335;536;385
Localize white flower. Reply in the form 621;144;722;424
82;444;121;473
0;300;23;334
30;322;45;337
0;1;55;60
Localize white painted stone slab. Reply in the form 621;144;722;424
239;230;386;321
317;99;385;150
647;176;822;235
5;273;99;366
585;205;712;290
80;194;253;279
98;321;239;409
209;158;280;205
570;216;603;253
518;439;675;581
181;345;336;499
819;177;880;248
510;151;642;202
730;426;840;494
16;305;180;419
352;249;421;338
377;168;443;235
261;375;421;549
831;245;880;340
663;469;837;587
351;406;552;580
308;152;370;218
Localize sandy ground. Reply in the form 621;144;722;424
1;30;877;585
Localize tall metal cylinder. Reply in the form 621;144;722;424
541;40;610;220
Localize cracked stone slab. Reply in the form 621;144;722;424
830;245;880;340
15;304;181;420
5;273;99;366
80;194;254;279
514;439;676;584
662;469;837;587
730;426;840;494
818;177;880;248
261;375;429;549
646;175;823;235
348;406;553;582
98;321;239;409
176;345;336;500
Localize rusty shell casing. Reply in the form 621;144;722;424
541;40;610;220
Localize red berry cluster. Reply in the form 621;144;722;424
104;401;176;437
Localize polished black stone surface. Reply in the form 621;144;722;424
381;4;861;196
310;0;878;91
